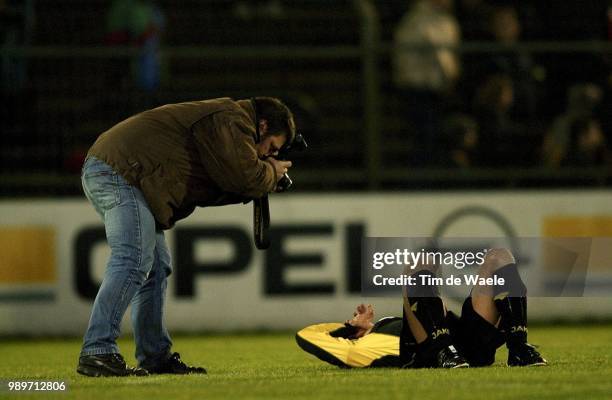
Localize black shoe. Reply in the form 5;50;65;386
77;353;149;377
146;352;207;375
436;345;469;369
508;343;547;367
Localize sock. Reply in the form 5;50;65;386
405;271;451;365
492;263;528;349
400;309;417;367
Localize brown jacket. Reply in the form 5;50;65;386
87;98;277;229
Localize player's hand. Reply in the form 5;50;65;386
268;158;292;181
346;304;374;337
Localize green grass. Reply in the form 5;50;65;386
1;325;611;400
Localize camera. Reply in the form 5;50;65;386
274;133;307;192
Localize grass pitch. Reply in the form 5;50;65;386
1;324;611;400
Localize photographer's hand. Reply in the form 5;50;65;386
268;158;292;181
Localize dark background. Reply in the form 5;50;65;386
1;0;611;195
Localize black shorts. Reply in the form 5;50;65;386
447;297;505;367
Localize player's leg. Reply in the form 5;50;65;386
78;159;154;376
470;248;516;326
402;266;468;368
349;331;402;368
471;248;547;367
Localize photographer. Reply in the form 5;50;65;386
77;97;295;377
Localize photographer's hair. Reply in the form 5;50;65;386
252;97;296;145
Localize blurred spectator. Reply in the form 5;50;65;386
473;73;527;167
462;5;542;122
393;0;461;165
560;116;610;167
485;5;541;120
542;83;603;167
439;113;479;168
105;0;165;92
488;4;520;44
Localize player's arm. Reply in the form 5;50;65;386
295;323;353;368
295;304;376;368
328;324;361;339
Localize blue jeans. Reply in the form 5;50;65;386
80;157;172;368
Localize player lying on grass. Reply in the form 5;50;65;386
296;248;547;369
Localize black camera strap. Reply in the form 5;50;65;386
251;98;271;250
253;195;270;249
